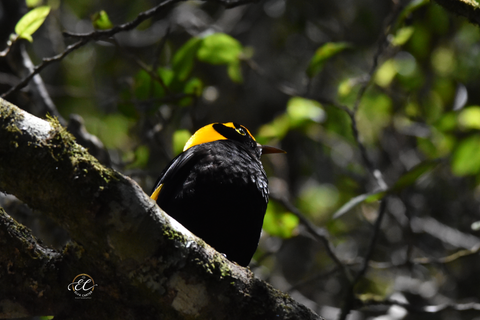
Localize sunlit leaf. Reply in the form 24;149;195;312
306;42;350;78
458;106;480;130
197;33;243;65
337;79;350;98
26;0;42;7
263;201;299;239
286;96;325;126
158;67;174;87
91;10;113;30
257;113;291;142
391;26;415;46
173;129;191;155
375;59;397;87
15;6;50;42
451;135;480;176
173;37;202;81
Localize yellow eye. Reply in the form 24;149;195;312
236;127;247;136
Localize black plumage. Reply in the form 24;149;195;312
151;122;283;266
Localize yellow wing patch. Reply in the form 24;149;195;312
151;184;163;201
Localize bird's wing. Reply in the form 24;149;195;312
150;148;199;201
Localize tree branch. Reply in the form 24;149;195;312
433;0;480;26
0;98;322;320
0;206;63;318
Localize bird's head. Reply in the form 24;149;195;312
183;122;285;157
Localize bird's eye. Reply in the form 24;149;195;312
236;127;247;136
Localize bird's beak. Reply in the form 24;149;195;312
258;143;286;155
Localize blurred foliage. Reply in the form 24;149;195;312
2;0;480;319
14;5;50;42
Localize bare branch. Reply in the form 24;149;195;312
359;297;480;314
273;195;353;283
1;39;88;99
2;0;180;99
63;0;181;40
338;199;388;320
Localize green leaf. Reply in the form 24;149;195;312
133;70;154;100
451;135;480;176
263;201;299;239
26;0;42;7
286;96;325;126
458;106;480;130
133;68;173;100
197;33;243;65
390;159;440;192
173;37;202;82
183;77;202;95
375;59;397;87
391;26;415;46
173;129;192;155
15;6;51;42
306;42;350;78
179;77;203;106
257;113;291;141
127;145;150;169
333;160;440;219
91;10;113;30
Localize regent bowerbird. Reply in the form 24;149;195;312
151;122;285;266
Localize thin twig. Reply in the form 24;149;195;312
2;39;88;99
63;0;181;40
345;1;406;190
2;0;180;99
112;39;171;94
18;43;66;125
359;297;480;313
364;243;480;269
337;198;388;320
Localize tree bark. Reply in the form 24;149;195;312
0;97;322;320
433;0;480;26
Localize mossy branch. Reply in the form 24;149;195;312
433;0;480;25
0;98;322;320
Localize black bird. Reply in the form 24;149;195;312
151;122;285;266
